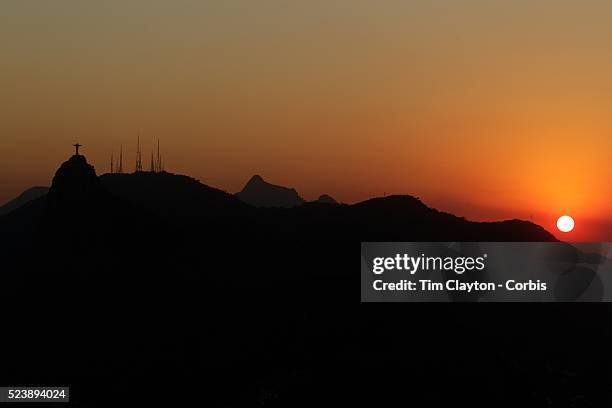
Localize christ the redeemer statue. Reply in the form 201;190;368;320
73;143;82;155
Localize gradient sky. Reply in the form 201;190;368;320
1;1;611;240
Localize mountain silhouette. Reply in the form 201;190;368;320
315;194;338;204
349;195;557;241
0;186;48;215
1;151;592;407
236;174;306;207
277;195;557;241
0;159;557;243
100;171;250;218
46;154;108;212
0;154;163;258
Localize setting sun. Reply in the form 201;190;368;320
556;215;575;233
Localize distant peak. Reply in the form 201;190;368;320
237;175;305;208
248;174;265;184
317;194;338;204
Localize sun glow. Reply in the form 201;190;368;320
556;215;575;233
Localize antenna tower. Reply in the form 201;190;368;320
118;145;123;173
135;135;143;172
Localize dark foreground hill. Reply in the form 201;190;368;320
4;154;605;407
100;171;251;218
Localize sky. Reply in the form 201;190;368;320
1;1;611;240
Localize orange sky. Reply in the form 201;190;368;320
1;1;611;240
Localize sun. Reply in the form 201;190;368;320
556;215;575;233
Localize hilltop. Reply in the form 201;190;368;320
100;171;250;218
236;174;306;208
0;156;557;242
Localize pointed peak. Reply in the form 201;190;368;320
248;174;265;184
237;175;305;208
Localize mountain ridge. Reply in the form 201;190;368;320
0;186;49;216
235;174;306;208
0;156;558;242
